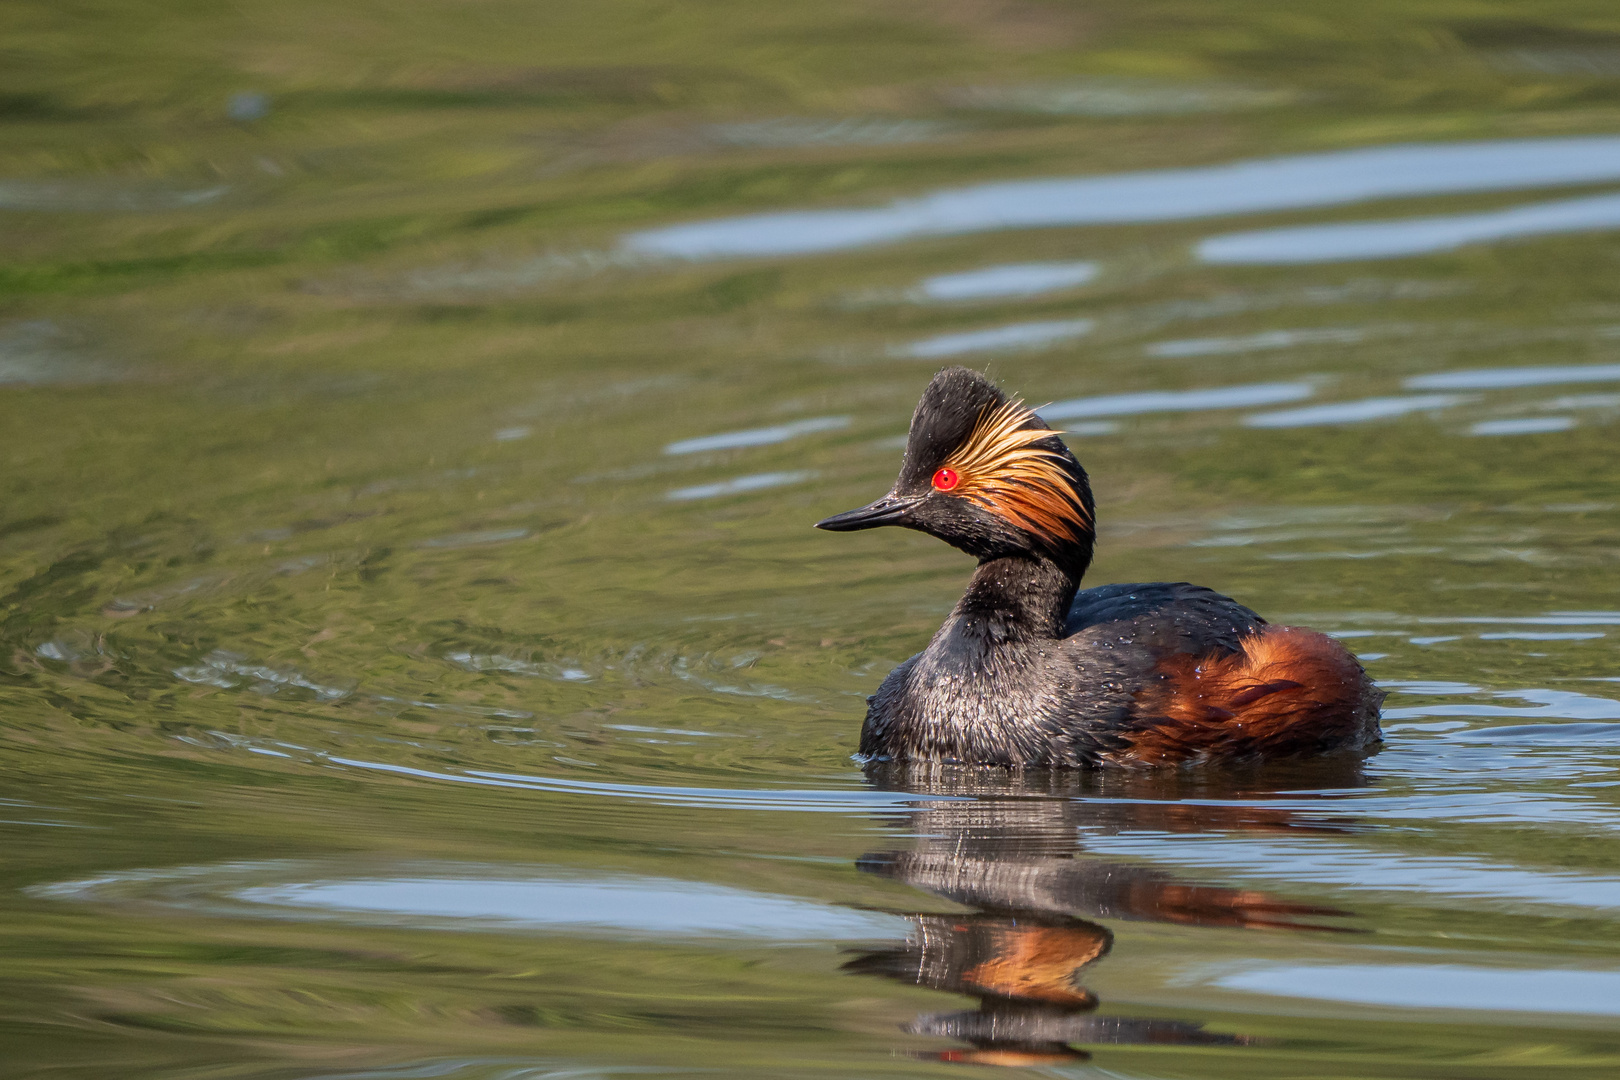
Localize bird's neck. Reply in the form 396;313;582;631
952;554;1079;643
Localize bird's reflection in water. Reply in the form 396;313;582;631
845;761;1367;1065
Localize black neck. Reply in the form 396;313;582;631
953;554;1079;642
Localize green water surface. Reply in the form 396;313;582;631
5;3;1620;1077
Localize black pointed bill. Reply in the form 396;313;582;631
815;492;921;532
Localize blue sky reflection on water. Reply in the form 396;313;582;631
892;317;1095;358
1199;189;1620;264
665;470;816;501
36;863;912;942
1082;834;1620;909
1041;380;1314;421
1406;363;1620;390
663;416;850;455
1145;327;1372;358
1470;416;1578;436
1214;964;1620;1016
623;136;1620;260
911;260;1099;301
237;873;909;941
1244;394;1467;428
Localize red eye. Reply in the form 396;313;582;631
932;467;960;491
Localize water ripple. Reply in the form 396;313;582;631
327;757;942;812
1042;380;1313;421
911;261;1099;302
1245;394;1466;428
663;416;849;455
623;136;1620;259
1214;963;1620;1016
1407;362;1620;390
1082;833;1620;910
31;860;909;942
891;318;1094;358
1199;189;1620;264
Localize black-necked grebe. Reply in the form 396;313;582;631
816;366;1383;767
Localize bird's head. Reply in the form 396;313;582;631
816;366;1095;580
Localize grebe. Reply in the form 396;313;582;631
816;366;1383;767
